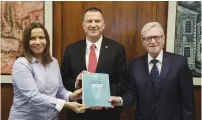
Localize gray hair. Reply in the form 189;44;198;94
141;22;164;37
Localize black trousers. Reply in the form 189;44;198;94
66;108;120;120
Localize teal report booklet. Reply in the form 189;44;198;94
82;72;112;107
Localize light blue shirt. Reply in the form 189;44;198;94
9;57;71;120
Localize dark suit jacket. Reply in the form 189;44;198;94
61;37;127;120
122;52;195;120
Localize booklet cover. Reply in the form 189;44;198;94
82;72;112;107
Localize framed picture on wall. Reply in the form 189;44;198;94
1;1;53;83
166;1;201;85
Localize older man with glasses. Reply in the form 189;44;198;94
109;22;195;120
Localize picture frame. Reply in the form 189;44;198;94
166;1;201;85
1;1;53;83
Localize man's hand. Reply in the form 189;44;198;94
108;96;122;106
64;102;89;113
75;72;83;88
69;88;82;101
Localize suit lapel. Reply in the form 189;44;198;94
96;38;109;72
79;40;87;70
156;52;170;98
140;54;155;97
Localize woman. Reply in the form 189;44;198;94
9;23;88;120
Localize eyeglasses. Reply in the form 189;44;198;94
142;35;164;42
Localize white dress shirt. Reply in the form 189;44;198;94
85;35;103;70
148;50;163;75
75;36;103;89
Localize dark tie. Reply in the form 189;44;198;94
88;44;97;73
150;59;159;120
150;59;159;90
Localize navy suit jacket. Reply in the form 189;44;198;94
122;52;195;120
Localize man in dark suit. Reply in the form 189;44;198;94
109;22;195;120
61;7;127;120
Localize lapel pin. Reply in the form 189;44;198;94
105;46;108;48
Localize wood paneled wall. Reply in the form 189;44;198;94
1;1;201;120
53;1;168;65
1;84;13;120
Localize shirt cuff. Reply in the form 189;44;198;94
55;99;65;111
119;97;123;106
64;91;72;102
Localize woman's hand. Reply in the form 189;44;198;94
64;102;89;113
69;88;82;101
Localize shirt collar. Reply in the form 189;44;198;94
148;50;163;64
31;57;38;64
86;35;103;51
